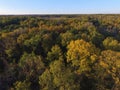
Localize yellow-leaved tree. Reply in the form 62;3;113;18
67;39;99;74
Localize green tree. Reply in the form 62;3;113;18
23;35;41;53
39;69;54;90
13;81;31;90
60;32;74;47
50;60;80;90
40;33;55;54
47;45;63;62
19;52;45;89
39;60;80;90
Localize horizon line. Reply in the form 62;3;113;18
1;13;120;15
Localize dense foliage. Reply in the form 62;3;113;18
0;15;120;90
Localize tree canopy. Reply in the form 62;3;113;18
0;15;120;90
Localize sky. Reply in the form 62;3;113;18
0;0;120;14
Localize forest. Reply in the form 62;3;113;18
0;15;120;90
